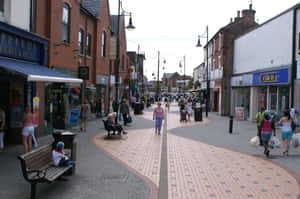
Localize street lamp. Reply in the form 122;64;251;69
156;51;166;101
196;25;209;117
115;0;135;104
179;55;186;95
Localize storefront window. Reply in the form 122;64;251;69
258;87;267;111
269;86;277;111
278;86;289;115
44;83;81;133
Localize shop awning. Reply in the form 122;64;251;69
0;57;83;83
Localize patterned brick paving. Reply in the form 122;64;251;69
93;127;162;186
93;103;300;199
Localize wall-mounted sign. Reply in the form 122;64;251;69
0;31;42;63
78;66;89;80
253;68;289;85
33;97;39;127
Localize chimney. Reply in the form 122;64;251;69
237;11;240;18
242;4;256;23
249;3;252;10
230;18;233;23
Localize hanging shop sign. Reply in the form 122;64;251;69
253;68;289;85
78;66;89;80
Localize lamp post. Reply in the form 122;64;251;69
196;25;209;117
115;0;135;104
179;55;186;95
155;51;166;101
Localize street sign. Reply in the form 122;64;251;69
78;66;89;80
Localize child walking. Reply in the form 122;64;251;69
153;102;164;135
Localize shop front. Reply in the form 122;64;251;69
231;74;252;120
253;68;290;117
0;21;82;144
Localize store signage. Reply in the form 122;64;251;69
253;68;289;85
33;97;39;127
69;109;80;125
235;107;245;120
78;66;89;80
0;31;42;63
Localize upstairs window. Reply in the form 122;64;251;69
78;29;83;54
101;31;106;57
86;34;91;56
62;3;70;43
218;33;222;51
0;0;4;15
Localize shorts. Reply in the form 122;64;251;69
22;126;34;137
261;132;272;142
281;131;293;139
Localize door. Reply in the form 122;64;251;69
214;91;219;112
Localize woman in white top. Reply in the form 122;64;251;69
187;98;193;121
278;110;293;156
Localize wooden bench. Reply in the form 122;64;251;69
18;144;74;199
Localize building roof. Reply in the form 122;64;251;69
163;73;174;79
81;0;103;17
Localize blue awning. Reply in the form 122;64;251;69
0;57;82;83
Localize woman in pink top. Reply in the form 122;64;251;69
22;105;34;153
260;113;276;157
153;102;164;135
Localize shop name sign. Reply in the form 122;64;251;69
78;66;89;80
253;68;289;85
0;31;41;63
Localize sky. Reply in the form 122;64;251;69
109;0;300;80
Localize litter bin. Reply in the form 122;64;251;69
194;107;203;122
52;130;77;174
52;130;77;149
134;102;143;115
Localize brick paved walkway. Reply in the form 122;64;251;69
92;104;300;199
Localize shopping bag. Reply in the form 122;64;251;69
118;113;123;121
292;135;300;148
127;115;132;123
269;137;281;149
250;136;259;147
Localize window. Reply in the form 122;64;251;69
86;34;91;56
62;3;70;43
0;0;4;14
101;31;106;57
78;29;83;54
218;56;221;68
213;58;216;70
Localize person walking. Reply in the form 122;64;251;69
187;98;193;121
278;110;293;156
0;105;5;152
80;98;90;132
22;105;34;153
96;96;102;118
260;113;276;157
120;99;130;126
256;107;265;146
153;102;164;135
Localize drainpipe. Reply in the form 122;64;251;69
291;5;300;107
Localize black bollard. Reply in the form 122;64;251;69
229;116;233;134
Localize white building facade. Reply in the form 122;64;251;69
231;6;300;120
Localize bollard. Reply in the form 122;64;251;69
229;116;233;134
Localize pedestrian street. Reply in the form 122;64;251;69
92;103;300;199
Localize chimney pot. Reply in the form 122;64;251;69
250;4;252;10
237;10;240;18
230;18;233;23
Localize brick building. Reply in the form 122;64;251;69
162;72;192;92
35;0;112;132
202;4;258;115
